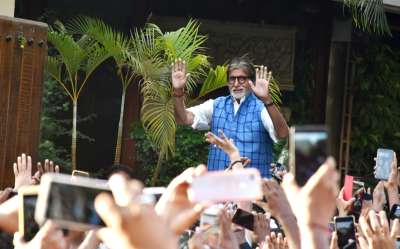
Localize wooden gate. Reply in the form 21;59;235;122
0;16;47;188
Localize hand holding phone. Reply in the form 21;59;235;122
289;126;328;186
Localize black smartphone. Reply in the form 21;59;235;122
334;216;356;249
18;186;40;242
390;204;400;220
289;126;328;186
231;208;254;231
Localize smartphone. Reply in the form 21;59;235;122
334;216;356;249
72;170;90;177
375;148;394;180
35;173;110;231
188;168;262;203
18;186;40;242
390;204;400;220
343;175;354;201
232;208;254;231
289;126;328;186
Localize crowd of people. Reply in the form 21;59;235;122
0;57;398;249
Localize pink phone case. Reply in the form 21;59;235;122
189;168;262;203
343;175;354;201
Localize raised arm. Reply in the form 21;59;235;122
248;66;289;139
171;58;194;126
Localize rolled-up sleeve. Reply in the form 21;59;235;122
260;108;277;143
187;99;214;130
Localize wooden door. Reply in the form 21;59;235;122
0;15;47;188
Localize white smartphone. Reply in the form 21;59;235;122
375;148;394;180
35;173;110;231
188;168;262;203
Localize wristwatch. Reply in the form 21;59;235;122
264;101;274;107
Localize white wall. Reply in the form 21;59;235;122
0;0;15;17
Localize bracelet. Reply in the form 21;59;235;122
227;160;243;170
172;88;185;98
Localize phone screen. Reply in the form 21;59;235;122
375;149;394;180
46;182;108;227
23;194;39;241
335;216;356;249
294;127;328;186
390;204;400;220
231;208;254;231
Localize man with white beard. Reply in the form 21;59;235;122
172;57;289;178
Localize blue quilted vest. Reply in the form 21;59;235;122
207;93;273;178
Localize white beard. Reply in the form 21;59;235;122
229;88;249;100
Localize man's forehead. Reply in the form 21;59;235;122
229;69;248;76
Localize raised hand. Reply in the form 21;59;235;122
248;65;272;102
171;58;189;89
372;181;386;212
32;159;60;185
336;187;356;217
204;130;240;161
358;210;399;249
13;154;33;190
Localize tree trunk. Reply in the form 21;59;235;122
72;100;77;171
151;154;163;186
114;89;126;165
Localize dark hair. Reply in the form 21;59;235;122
227;56;256;82
101;164;137;180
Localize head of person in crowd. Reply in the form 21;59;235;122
101;164;137;180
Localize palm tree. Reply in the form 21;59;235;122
46;21;110;171
343;0;391;36
67;17;135;165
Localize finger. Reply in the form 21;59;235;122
55;165;60;173
172;205;204;234
109;174;143;206
302;157;338;195
35;220;58;240
21;154;27;171
37;162;43;175
182;60;187;75
378;210;390;237
368;209;381;232
44;159;50;172
263;66;267;79
357;236;369;249
27;156;32;175
13;232;26;246
95;193;123;228
358;214;373;238
267;71;272;82
13;163;18;175
49;160;54;172
256;68;260;79
17;156;22;171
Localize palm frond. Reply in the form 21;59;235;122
141;85;176;158
343;0;391;36
67;16;130;64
